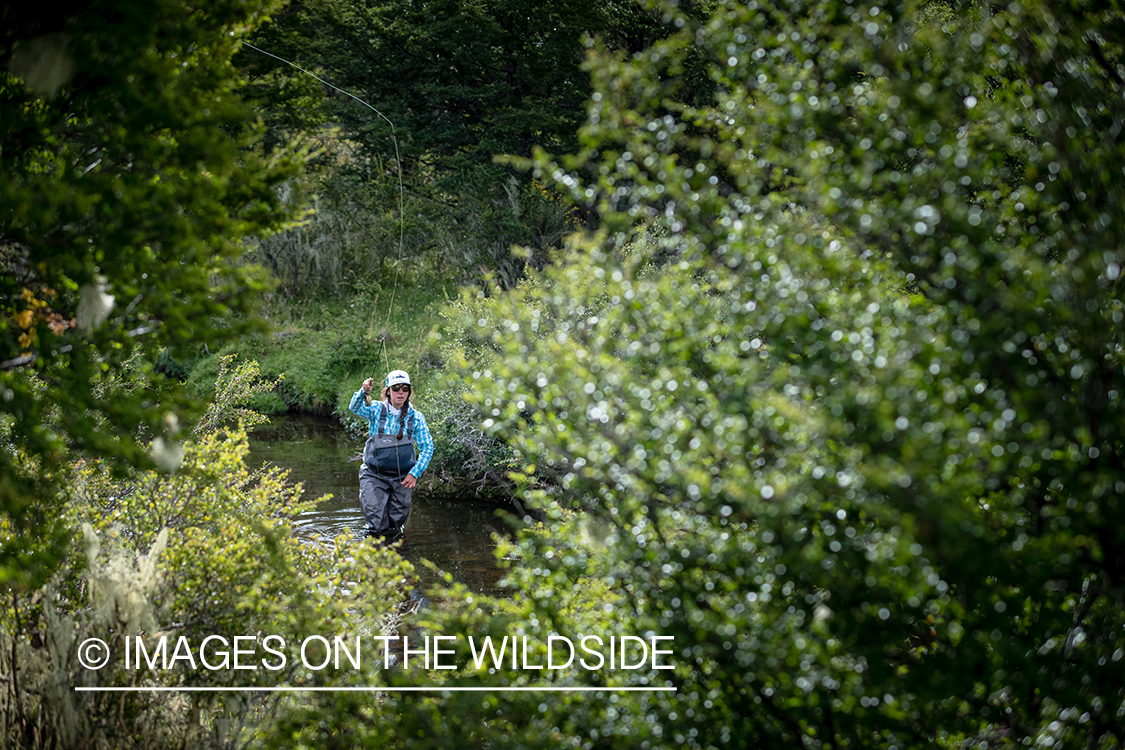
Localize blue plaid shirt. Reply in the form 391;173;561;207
348;391;435;478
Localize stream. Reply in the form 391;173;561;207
246;414;511;596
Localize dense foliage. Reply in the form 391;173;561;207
321;0;1123;748
234;0;716;292
1;0;303;587
1;420;416;749
243;0;705;180
5;0;1125;748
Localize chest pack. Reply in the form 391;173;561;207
363;404;416;478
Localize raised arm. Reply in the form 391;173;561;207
348;379;380;422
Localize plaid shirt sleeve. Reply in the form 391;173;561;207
348;389;379;423
408;407;435;478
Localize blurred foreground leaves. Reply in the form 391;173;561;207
2;387;416;748
1;0;303;587
354;1;1125;748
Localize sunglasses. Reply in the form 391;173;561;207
389;384;411;393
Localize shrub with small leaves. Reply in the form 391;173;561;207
307;1;1125;749
193;354;281;437
2;367;417;749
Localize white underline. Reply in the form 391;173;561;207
75;686;676;693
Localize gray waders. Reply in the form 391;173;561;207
359;404;416;539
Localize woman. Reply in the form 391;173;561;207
348;369;434;542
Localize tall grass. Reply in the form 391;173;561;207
185;276;452;419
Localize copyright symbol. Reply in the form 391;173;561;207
78;638;110;670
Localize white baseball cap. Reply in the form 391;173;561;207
385;370;412;388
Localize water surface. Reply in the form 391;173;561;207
247;414;511;596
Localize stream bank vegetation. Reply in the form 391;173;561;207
1;360;417;749
292;1;1125;748
4;0;1125;748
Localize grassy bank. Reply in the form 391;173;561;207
173;274;513;499
186;277;449;414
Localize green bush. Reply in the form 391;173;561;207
285;1;1125;748
1;0;304;590
1;371;418;749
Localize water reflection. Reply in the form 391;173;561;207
247;414;511;596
